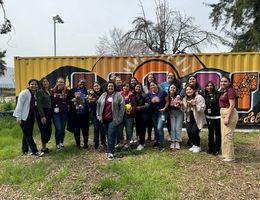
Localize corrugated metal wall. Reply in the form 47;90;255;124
14;52;260;127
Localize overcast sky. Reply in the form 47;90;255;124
0;0;229;70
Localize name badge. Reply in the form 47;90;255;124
107;97;112;102
54;107;59;113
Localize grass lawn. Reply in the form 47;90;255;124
0;115;259;200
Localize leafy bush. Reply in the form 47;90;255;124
0;101;16;111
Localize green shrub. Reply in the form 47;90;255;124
0;101;16;111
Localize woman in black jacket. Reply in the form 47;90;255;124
90;81;106;149
36;78;52;153
134;82;150;150
67;78;89;149
204;81;221;155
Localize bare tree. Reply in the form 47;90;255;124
0;0;12;77
96;27;151;56
124;0;227;54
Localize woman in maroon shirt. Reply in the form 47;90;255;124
219;76;238;162
96;81;125;160
51;77;69;150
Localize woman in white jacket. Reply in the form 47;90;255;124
13;79;44;157
182;84;206;153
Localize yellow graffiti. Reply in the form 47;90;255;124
243;112;260;124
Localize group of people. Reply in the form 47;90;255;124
13;72;238;162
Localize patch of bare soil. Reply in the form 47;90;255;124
0;184;36;200
175;141;260;200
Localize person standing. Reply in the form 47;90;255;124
96;81;125;160
13;79;44;157
219;76;238;162
90;81;106;149
36;78;52;153
134;82;150;150
182;84;206;153
168;83;183;150
51;77;69;150
161;72;182;94
161;72;182;141
180;75;203;98
67;78;90;149
115;76;123;91
204;81;221;155
147;82;169;151
130;77;138;92
143;73;157;141
119;82;136;148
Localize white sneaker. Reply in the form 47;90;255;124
31;151;44;157
170;142;175;150
123;144;129;149
223;158;235;162
129;140;134;144
107;153;114;161
115;143;124;148
189;145;196;151
60;143;64;148
136;144;144;151
175;142;180;149
192;146;201;153
56;144;61;151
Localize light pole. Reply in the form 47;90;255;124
53;15;64;56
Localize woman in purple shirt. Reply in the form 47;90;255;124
219;76;238;162
147;82;169;151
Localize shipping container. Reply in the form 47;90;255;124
14;52;260;128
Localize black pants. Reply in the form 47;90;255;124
36;108;52;144
73;115;89;147
147;118;153;140
135;113;147;145
21;111;38;154
186;120;200;146
206;118;221;152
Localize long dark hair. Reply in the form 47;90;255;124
188;75;201;90
168;83;179;98
28;79;39;86
204;81;216;94
39;77;50;90
133;82;144;95
104;81;116;93
92;81;103;94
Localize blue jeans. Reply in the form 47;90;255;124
103;121;119;154
52;112;68;145
152;111;167;148
169;109;183;142
93;116;106;147
118;115;134;144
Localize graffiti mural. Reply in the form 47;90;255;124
15;53;260;128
